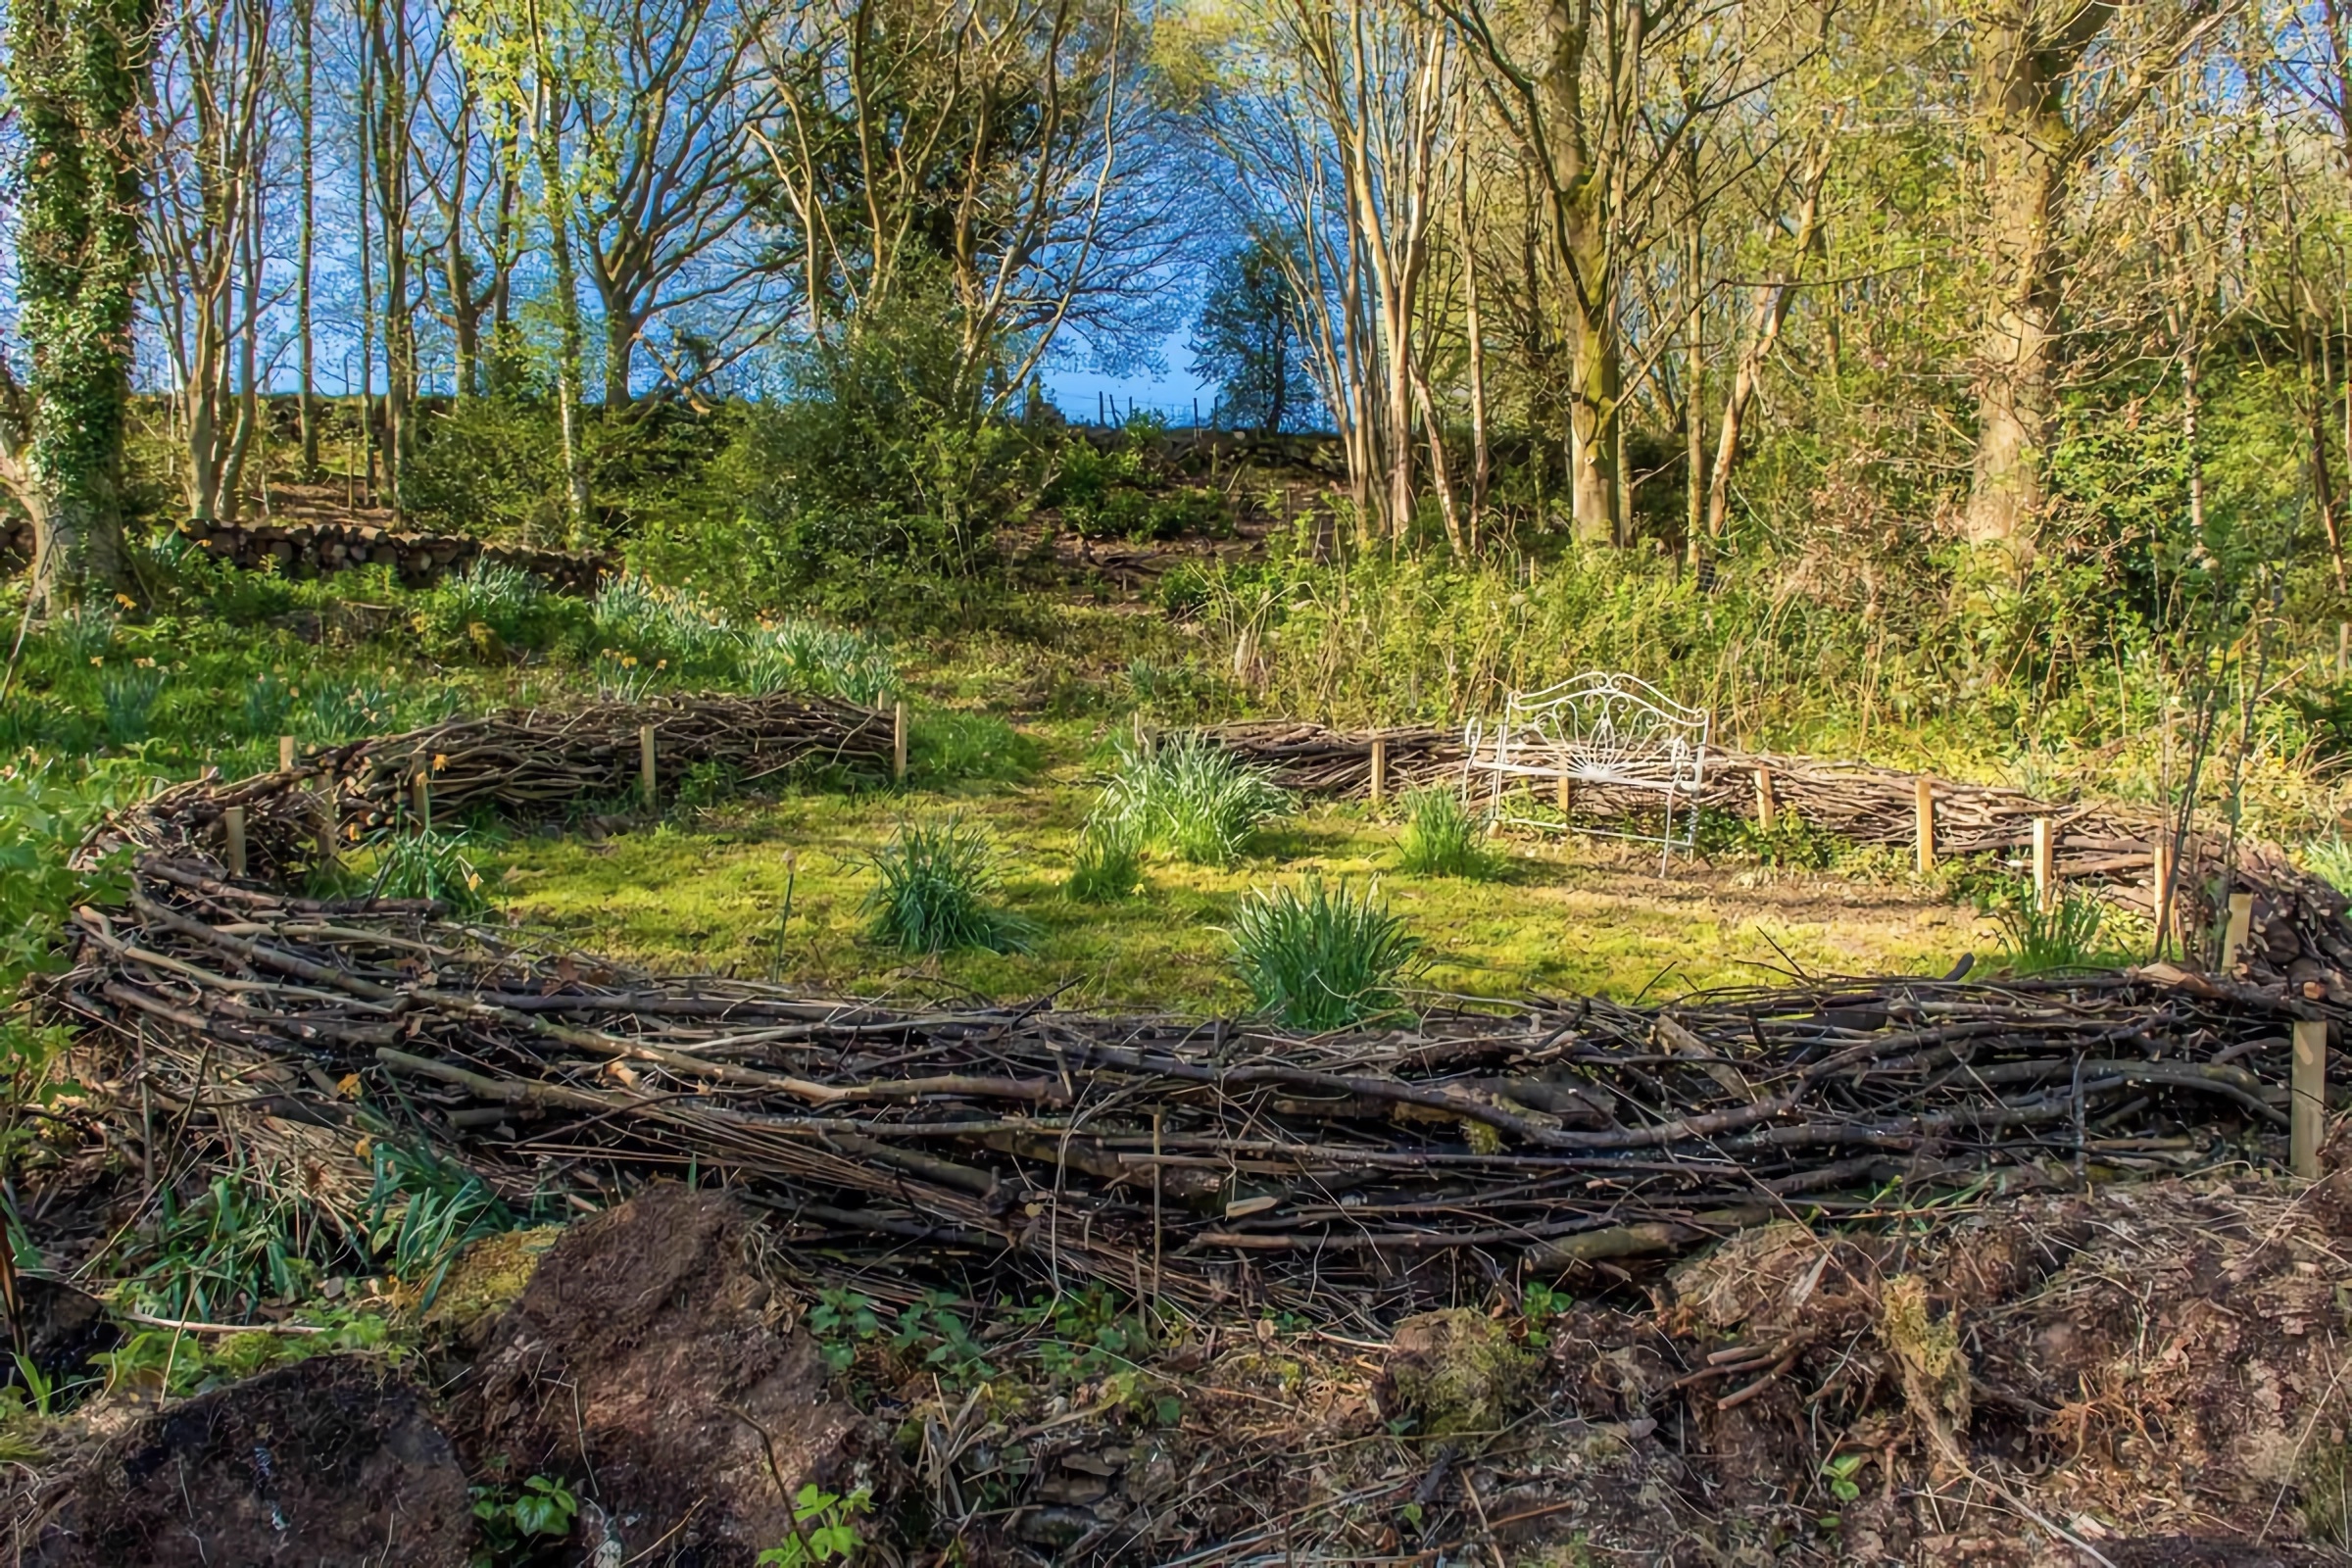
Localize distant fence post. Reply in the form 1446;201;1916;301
893;701;908;783
639;725;658;809
2032;817;2055;910
1754;767;1777;831
2293;1017;2328;1178
2224;891;2255;971
412;770;431;833
1370;734;1388;807
279;734;296;772
223;806;247;878
1914;778;1936;876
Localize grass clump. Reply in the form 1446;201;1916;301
1227;877;1421;1031
2301;833;2352;899
1395;787;1493;878
1102;731;1287;866
1982;880;2114;973
865;818;1028;954
740;617;898;707
363;827;494;916
1066;813;1144;903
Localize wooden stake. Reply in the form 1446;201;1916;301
1369;735;1389;807
278;734;296;772
1913;778;1936;876
2337;620;2347;680
1556;768;1575;819
316;786;338;870
411;770;430;833
893;701;908;783
2031;818;2055;909
2152;838;2177;956
222;807;247;878
1754;768;1777;831
639;724;658;809
2224;891;2255;971
2293;1017;2328;1179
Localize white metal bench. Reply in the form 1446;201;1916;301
1461;673;1711;873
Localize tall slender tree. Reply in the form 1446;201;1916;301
5;0;156;611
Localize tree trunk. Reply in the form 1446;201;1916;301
1683;198;1703;569
534;75;593;547
1963;4;2103;555
605;306;635;410
1703;154;1823;548
297;0;318;475
1566;292;1621;545
1964;125;2062;550
11;0;150;612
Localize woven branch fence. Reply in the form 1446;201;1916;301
1188;721;2352;996
47;856;2348;1320
125;692;895;884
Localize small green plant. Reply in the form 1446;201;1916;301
890;1291;998;1385
1016;1284;1153;1383
1698;804;1835;869
1226;877;1423;1031
1395;787;1492;878
1982;879;2112;974
863;818;1028;954
470;1473;578;1566
757;1484;871;1565
807;1288;883;1373
365;826;494;916
1066;812;1144;902
1821;1451;1866;1505
1102;730;1288;866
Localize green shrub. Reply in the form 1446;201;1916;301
656;304;1035;620
1066;813;1144;903
1395;787;1493;878
1226;877;1422;1031
401;395;567;540
864;818;1028;954
1102;731;1287;866
415;560;588;662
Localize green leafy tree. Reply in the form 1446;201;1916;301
4;0;156;612
1191;237;1317;434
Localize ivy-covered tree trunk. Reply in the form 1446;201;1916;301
8;0;154;612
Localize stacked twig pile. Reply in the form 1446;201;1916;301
49;846;2340;1319
120;692;893;882
1191;722;2352;996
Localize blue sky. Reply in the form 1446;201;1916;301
1042;324;1216;426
